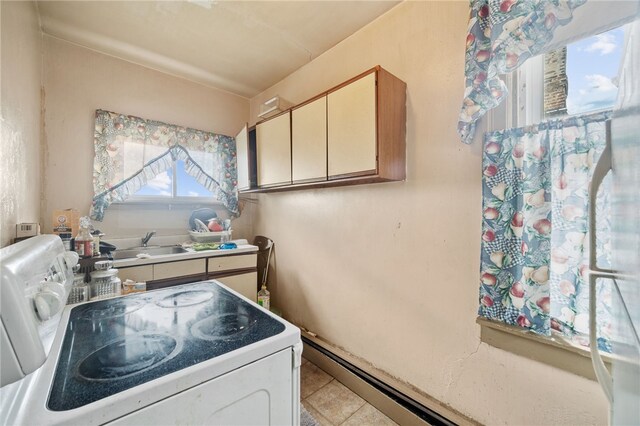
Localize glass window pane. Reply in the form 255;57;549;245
134;169;172;196
566;27;624;115
176;160;214;197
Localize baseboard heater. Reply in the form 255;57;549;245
301;336;457;426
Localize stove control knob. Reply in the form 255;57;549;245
44;281;65;299
34;291;62;322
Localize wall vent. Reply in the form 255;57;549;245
258;96;292;120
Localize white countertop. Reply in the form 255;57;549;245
112;244;258;268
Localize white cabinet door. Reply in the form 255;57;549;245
292;96;327;183
327;72;377;177
208;254;256;272
118;265;153;283
256;112;291;187
235;123;250;191
216;272;258;302
153;259;206;280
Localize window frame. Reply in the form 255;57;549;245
478;27;627;373
115;159;225;206
478;317;613;381
483;54;545;134
485;24;627;134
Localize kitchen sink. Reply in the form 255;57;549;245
111;246;188;260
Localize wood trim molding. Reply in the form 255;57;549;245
40;20;256;97
207;267;257;280
328;169;377;180
146;273;206;290
301;330;478;426
325;66;380;96
477;317;612;381
241;174;401;194
377;67;406;181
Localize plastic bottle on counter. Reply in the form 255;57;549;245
91;230;102;257
257;284;270;310
58;233;72;251
74;217;94;259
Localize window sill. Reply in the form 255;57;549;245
477;317;612;381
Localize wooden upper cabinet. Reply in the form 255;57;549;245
235;124;250;191
292;96;327;183
256;111;291;187
327;72;377;178
249;66;405;193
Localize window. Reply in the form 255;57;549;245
563;26;624;115
131;160;215;201
487;25;627;132
479;25;627;374
545;26;625;117
91;109;238;221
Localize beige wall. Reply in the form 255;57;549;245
0;1;43;247
249;2;608;425
42;36;252;240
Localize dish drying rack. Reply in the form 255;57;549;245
189;217;232;243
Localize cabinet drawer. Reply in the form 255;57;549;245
154;259;206;280
118;265;153;282
208;254;256;272
216;272;258;302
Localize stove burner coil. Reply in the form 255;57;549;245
76;334;181;381
190;313;257;341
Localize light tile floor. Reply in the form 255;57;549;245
301;357;398;426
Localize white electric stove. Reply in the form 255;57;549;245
0;235;302;425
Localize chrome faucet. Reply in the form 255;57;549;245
141;231;156;247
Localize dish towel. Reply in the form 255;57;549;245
301;404;319;426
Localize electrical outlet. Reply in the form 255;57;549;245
16;223;40;238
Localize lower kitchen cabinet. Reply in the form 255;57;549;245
117;253;258;298
154;259;206;280
118;265;153;283
208;254;256;273
208;254;258;301
215;272;258;302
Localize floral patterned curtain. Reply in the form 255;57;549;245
458;0;588;144
479;111;612;351
90;110;238;221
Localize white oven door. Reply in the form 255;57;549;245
109;347;299;425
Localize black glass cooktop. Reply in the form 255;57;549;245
48;281;285;411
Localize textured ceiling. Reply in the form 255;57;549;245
37;1;401;98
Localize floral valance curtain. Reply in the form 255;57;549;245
90;110;238;221
479;111;612;351
458;0;587;144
